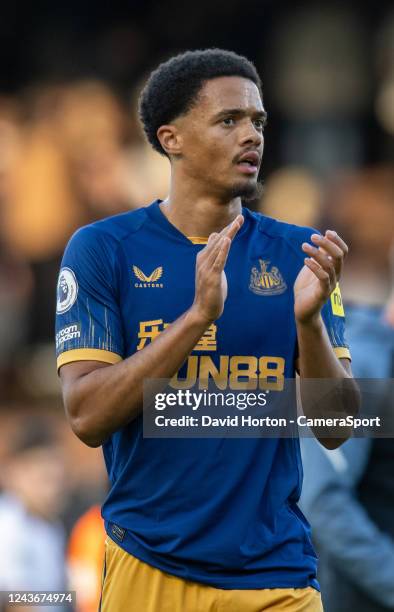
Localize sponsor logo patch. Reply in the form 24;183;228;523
56;324;81;349
331;284;345;317
132;265;163;288
249;260;287;296
56;267;78;314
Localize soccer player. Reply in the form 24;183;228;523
56;49;359;611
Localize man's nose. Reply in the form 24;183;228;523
239;121;263;147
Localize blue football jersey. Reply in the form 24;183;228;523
55;200;350;590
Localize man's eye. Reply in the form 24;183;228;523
222;117;235;126
254;119;265;130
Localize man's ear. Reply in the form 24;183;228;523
157;125;183;156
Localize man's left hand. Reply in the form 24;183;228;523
294;230;348;325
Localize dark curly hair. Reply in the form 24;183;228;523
138;48;262;156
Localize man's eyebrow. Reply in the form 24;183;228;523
213;108;268;122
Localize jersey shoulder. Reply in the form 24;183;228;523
70;205;151;248
246;209;318;263
62;205;153;273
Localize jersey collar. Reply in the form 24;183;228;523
146;199;250;245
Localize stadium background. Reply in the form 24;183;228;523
0;1;393;610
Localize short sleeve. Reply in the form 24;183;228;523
321;283;351;360
55;226;124;371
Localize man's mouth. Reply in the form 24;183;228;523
235;151;260;175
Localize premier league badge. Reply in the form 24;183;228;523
56;267;78;314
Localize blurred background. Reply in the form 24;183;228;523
0;1;393;610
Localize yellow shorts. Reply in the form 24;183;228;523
100;537;323;612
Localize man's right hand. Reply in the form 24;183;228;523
59;213;244;447
191;214;244;325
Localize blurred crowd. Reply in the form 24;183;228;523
0;82;170;610
0;81;170;399
0;2;393;611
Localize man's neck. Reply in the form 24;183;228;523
160;177;242;238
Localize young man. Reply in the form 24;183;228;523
56;49;358;611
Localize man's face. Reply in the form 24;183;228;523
174;76;266;201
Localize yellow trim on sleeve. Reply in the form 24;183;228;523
334;347;351;360
188;236;209;245
57;348;122;370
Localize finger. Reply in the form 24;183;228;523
310;234;344;277
304;258;331;285
302;243;335;271
302;244;336;284
205;235;228;267
213;237;231;271
203;216;243;267
198;214;244;264
219;214;244;242
324;230;349;256
310;234;343;259
198;232;221;261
